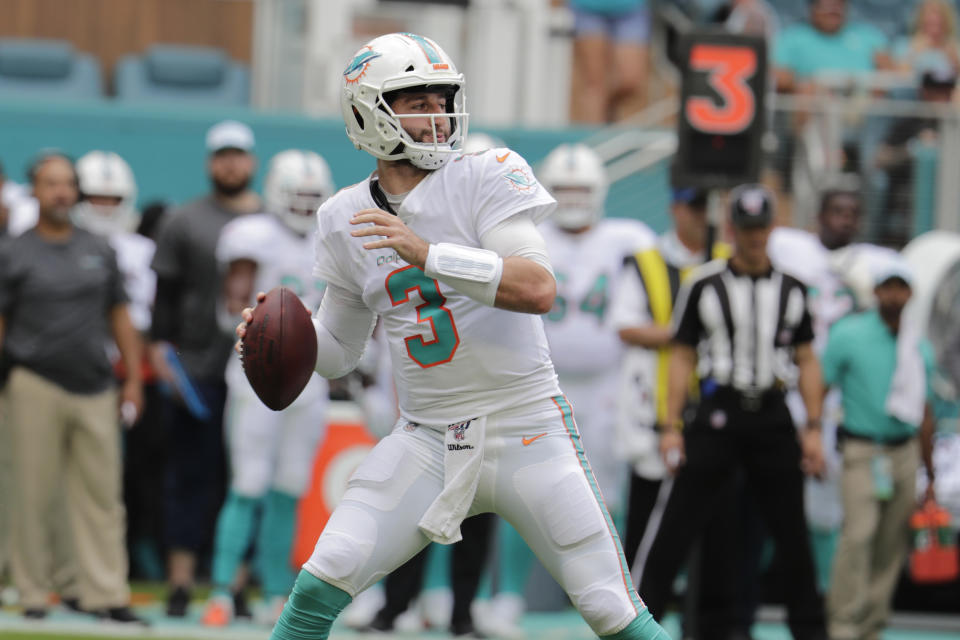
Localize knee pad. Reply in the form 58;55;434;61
562;550;637;634
231;456;272;497
305;504;377;594
513;457;606;548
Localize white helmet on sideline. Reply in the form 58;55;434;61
462;132;505;154
540;144;609;230
340;32;467;170
264;149;334;235
73;150;138;235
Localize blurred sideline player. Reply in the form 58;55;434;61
237;32;668;640
74;151;156;338
768;184;897;587
75;151;162;579
486;143;655;638
201;150;333;627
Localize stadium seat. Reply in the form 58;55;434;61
114;44;249;106
0;38;103;100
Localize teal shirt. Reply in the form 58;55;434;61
822;310;934;441
774;22;888;79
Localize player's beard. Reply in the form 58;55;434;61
43;203;73;227
212;175;252;198
878;300;905;329
408;121;451;145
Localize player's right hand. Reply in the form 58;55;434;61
234;291;267;354
147;342;177;385
659;430;686;475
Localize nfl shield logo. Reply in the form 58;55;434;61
448;420;472;441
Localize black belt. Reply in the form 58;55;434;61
710;383;785;412
837;426;914;448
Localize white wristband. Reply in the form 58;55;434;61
424;242;502;283
423;242;504;307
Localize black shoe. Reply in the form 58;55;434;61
97;606;149;626
233;589;252;620
23;608;47;620
451;620;487;638
357;611;394;633
61;597;87;614
166;586;191;617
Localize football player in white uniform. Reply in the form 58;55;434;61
768;186;898;585
74;151;156;336
237;33;667;640
203;150;333;626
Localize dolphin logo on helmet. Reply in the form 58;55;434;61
339;33;468;171
343;48;382;85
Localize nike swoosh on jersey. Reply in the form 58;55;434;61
496;152;510;163
522;432;547;446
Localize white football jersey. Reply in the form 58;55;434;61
769;227;896;353
313;148;561;425
109;231;156;333
541;218;656;376
218;213;327;393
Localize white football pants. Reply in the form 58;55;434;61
303;395;645;636
225;361;328;497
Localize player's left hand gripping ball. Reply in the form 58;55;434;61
241;286;318;411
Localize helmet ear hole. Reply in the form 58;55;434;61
404;65;414;72
352;106;365;129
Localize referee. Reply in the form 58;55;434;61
637;185;828;640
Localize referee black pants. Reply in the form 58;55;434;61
638;390;827;640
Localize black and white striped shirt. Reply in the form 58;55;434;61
672;259;813;392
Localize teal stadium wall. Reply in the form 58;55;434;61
0;98;672;233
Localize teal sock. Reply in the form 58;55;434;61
211;490;259;589
423;542;451;591
602;607;670;640
497;520;535;595
475;565;493;600
270;570;352;640
257;489;300;597
809;527;838;593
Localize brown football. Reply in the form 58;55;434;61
241;286;318;411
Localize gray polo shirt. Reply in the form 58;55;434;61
0;228;128;393
151;195;244;381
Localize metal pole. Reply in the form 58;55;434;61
706;189;725;262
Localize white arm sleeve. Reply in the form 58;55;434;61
424;214;555;307
311;284;377;379
481;213;555;277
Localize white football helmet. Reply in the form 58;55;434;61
264;149;334;235
73;150;138;235
340;32;467;170
539;144;609;230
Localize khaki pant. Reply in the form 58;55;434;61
828;438;918;640
5;367;129;610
